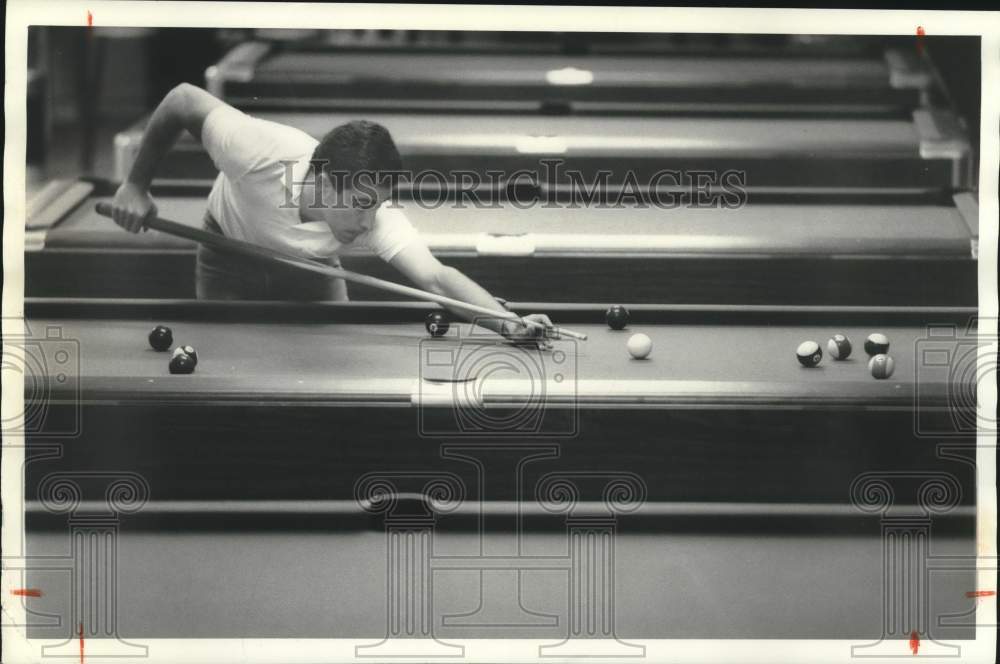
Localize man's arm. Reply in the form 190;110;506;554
111;84;224;232
389;244;552;342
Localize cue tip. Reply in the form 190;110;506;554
556;327;587;341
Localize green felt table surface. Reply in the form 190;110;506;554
257;52;897;89
186;112;932;157
40;194;974;258
27;314;969;407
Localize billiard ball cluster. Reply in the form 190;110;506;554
795;332;894;379
148;326;198;374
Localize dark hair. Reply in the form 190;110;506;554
311;120;403;191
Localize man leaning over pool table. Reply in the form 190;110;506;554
110;84;552;344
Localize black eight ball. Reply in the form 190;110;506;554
605;305;630;330
148;325;173;351
425;312;449;337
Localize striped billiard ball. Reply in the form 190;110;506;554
864;333;890;356
172;345;198;367
868;354;895;379
796;341;822;367
827;334;852;360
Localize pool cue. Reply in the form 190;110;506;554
95;203;587;341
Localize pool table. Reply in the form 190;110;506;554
580;33;898;57
112;109;972;192
216;30;895;58
23;179;978;304
14;299;981;645
216;28;572;55
206;43;933;116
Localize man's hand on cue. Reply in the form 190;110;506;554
110;182;157;234
500;313;556;350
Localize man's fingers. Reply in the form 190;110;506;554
131;204;155;232
110;184;155;234
130;212;146;233
525;314;555;337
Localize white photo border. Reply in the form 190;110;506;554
3;3;997;663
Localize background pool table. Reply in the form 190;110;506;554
207;45;933;116
113;110;972;191
24;181;978;305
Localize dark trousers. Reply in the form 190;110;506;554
195;214;347;301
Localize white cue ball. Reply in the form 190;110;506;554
627;333;653;359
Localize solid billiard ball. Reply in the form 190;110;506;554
864;333;890;356
606;305;630;331
172;345;198;367
827;334;852;360
796;341;822;367
425;312;449;337
148;325;172;351
168;353;196;375
627;333;652;359
868;354;895;379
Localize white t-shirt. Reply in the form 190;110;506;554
202;105;419;262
